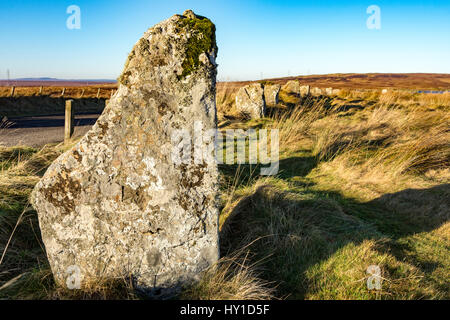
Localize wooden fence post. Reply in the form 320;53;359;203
39;86;43;95
96;88;101;98
65;100;74;143
10;86;15;97
61;87;66;97
80;89;85;98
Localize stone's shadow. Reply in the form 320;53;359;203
365;184;450;238
218;154;450;298
276;156;318;180
218;155;318;193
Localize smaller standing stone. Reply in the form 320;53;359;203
264;84;281;106
282;80;301;95
235;83;266;118
300;85;310;96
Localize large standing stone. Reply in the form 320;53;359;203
235;83;266;118
281;80;301;95
264;84;281;106
31;10;219;297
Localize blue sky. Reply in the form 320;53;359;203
0;0;449;80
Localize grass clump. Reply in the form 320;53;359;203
182;251;275;300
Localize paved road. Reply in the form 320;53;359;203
0;114;100;147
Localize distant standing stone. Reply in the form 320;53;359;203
264;84;281;105
235;83;266;118
300;85;310;96
282;80;301;95
31;10;219;297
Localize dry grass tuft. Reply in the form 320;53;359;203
50;277;138;300
182;249;275;300
307;104;449;193
271;97;330;151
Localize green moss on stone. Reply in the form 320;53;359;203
117;50;135;86
178;16;217;79
118;14;217;84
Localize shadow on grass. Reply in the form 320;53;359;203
218;153;449;298
218;155;318;191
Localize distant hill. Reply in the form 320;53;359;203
14;77;60;81
219;73;450;90
0;78;117;87
1;73;450;90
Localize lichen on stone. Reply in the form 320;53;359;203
41;167;81;214
177;14;217;79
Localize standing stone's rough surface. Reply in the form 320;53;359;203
300;85;310;96
281;80;301;95
235;83;266;118
264;84;281;106
31;10;219;297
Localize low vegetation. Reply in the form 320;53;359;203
0;88;448;299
